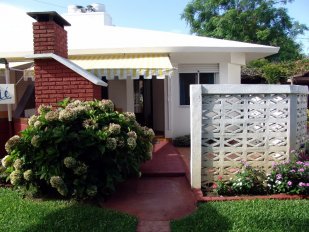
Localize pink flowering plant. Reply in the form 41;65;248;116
267;159;309;195
0;99;154;199
214;152;309;196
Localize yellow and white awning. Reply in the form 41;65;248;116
70;53;174;80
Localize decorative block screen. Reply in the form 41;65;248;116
190;85;308;189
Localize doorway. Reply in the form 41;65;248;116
134;77;153;128
134;77;165;134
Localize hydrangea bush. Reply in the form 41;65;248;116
1;99;154;199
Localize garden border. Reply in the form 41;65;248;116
192;188;309;202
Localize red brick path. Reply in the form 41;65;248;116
101;141;196;232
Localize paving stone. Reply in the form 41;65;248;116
137;220;170;232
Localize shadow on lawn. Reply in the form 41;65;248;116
171;203;232;232
21;204;137;232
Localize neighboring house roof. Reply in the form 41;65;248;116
26;53;108;86
290;71;309;84
0;4;279;62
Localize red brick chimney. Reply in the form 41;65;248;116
27;12;101;108
31;12;69;58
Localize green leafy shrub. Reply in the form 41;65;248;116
173;135;190;147
0;99;154;199
262;63;289;84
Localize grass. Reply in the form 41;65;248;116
0;188;137;232
171;200;309;232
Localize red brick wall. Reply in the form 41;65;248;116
35;59;101;107
13;118;29;134
33;21;68;58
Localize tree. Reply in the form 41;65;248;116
182;0;308;61
242;58;309;84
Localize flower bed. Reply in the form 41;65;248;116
206;149;309;198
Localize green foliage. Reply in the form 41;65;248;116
171;200;309;232
182;0;308;61
0;188;137;232
261;62;289;83
173;135;190;147
0;99;154;199
244;58;309;83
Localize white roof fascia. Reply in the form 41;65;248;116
25;53;108;87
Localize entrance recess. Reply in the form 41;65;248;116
134;78;165;134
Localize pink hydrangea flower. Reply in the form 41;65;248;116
276;174;282;180
298;168;305;172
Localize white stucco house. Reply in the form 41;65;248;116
0;3;279;139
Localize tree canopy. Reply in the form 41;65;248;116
182;0;308;61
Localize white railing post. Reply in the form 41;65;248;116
190;84;202;189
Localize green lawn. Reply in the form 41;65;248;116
0;188;137;232
171;200;309;232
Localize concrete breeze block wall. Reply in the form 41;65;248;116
190;84;309;190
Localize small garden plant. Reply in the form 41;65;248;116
0;99;154;199
267;159;308;195
214;150;309;196
173;135;190;147
214;161;266;196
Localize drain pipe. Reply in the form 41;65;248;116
0;58;14;137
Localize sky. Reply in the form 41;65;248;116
0;0;308;54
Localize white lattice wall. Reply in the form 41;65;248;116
190;84;308;189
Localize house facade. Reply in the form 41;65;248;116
0;3;279;141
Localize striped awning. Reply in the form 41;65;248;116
70;54;174;80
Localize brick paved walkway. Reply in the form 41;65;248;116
101;141;196;232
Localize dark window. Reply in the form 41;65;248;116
199;73;215;84
179;73;196;105
179;72;215;105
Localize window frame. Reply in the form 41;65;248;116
179;71;216;106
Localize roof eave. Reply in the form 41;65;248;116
67;46;279;56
